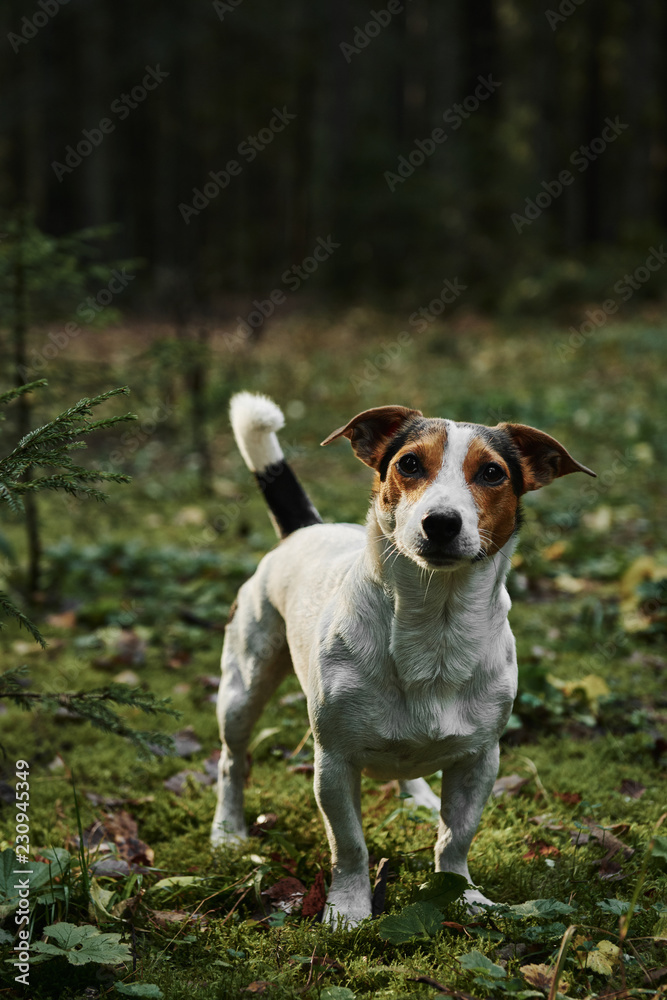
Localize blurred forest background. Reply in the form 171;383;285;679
0;3;666;998
2;0;667;314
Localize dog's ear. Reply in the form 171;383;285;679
498;422;596;492
321;405;422;469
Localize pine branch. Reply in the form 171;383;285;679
0;594;45;646
0;667;179;758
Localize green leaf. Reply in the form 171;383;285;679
651;835;667;867
115;985;164;998
320;989;356;1000
35;922;132;966
414;872;468;909
459;949;507;978
0;928;13;944
37;847;73;873
378;901;443;944
90;878;117;921
598;898;635;916
150;875;205;891
0;849;56;918
506;898;576;920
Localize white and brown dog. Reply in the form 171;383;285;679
211;393;595;925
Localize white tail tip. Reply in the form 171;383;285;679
229;392;285;471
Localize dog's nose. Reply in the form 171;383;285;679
422;510;463;544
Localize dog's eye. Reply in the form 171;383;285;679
481;463;506;484
396;453;422;476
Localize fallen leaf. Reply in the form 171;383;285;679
547;673;610;709
302;870;326;917
575;938;620;976
163;769;213;795
583;819;634;859
492;774;530;798
171;726;203;757
244;981;273;994
249;813;278;836
542;541;567;561
102;810;155;866
262;876;305;913
617;779;645;799
553;791;582;805
173;505;206;527
531;813;565;830
554;573;586;594
522;840;560;860
441;921;470;936
521;962;568;992
149;909;208;930
371;858;390;917
46;610;77;629
113;669;141;686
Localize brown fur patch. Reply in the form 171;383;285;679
377;422;448;512
463;436;519;554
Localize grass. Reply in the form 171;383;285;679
0;308;665;998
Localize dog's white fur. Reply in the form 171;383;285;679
229;391;285;470
211;394;588;926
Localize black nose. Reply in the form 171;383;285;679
422;511;463;545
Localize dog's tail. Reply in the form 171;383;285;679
229;392;323;539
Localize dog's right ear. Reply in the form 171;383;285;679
321;405;422;469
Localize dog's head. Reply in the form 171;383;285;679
322;406;596;571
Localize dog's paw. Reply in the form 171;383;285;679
323;902;372;929
463;887;494;913
323;888;372;929
210;825;247;848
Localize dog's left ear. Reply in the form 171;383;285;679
321;405;422;469
499;423;596;492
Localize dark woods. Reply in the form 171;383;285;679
2;0;666;313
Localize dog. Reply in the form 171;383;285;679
211;392;595;925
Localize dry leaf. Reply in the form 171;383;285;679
521;962;568;992
163;769;213;795
302;870;326;917
262;876;305;913
244;981;273;994
492;774;530;798
618;779;645;799
522;840;560;860
46;610;77;629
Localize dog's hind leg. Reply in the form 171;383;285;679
211;593;290;847
399;778;440;812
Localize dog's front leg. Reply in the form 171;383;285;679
314;747;371;928
435;744;499;910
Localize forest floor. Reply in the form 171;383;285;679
0;309;665;999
